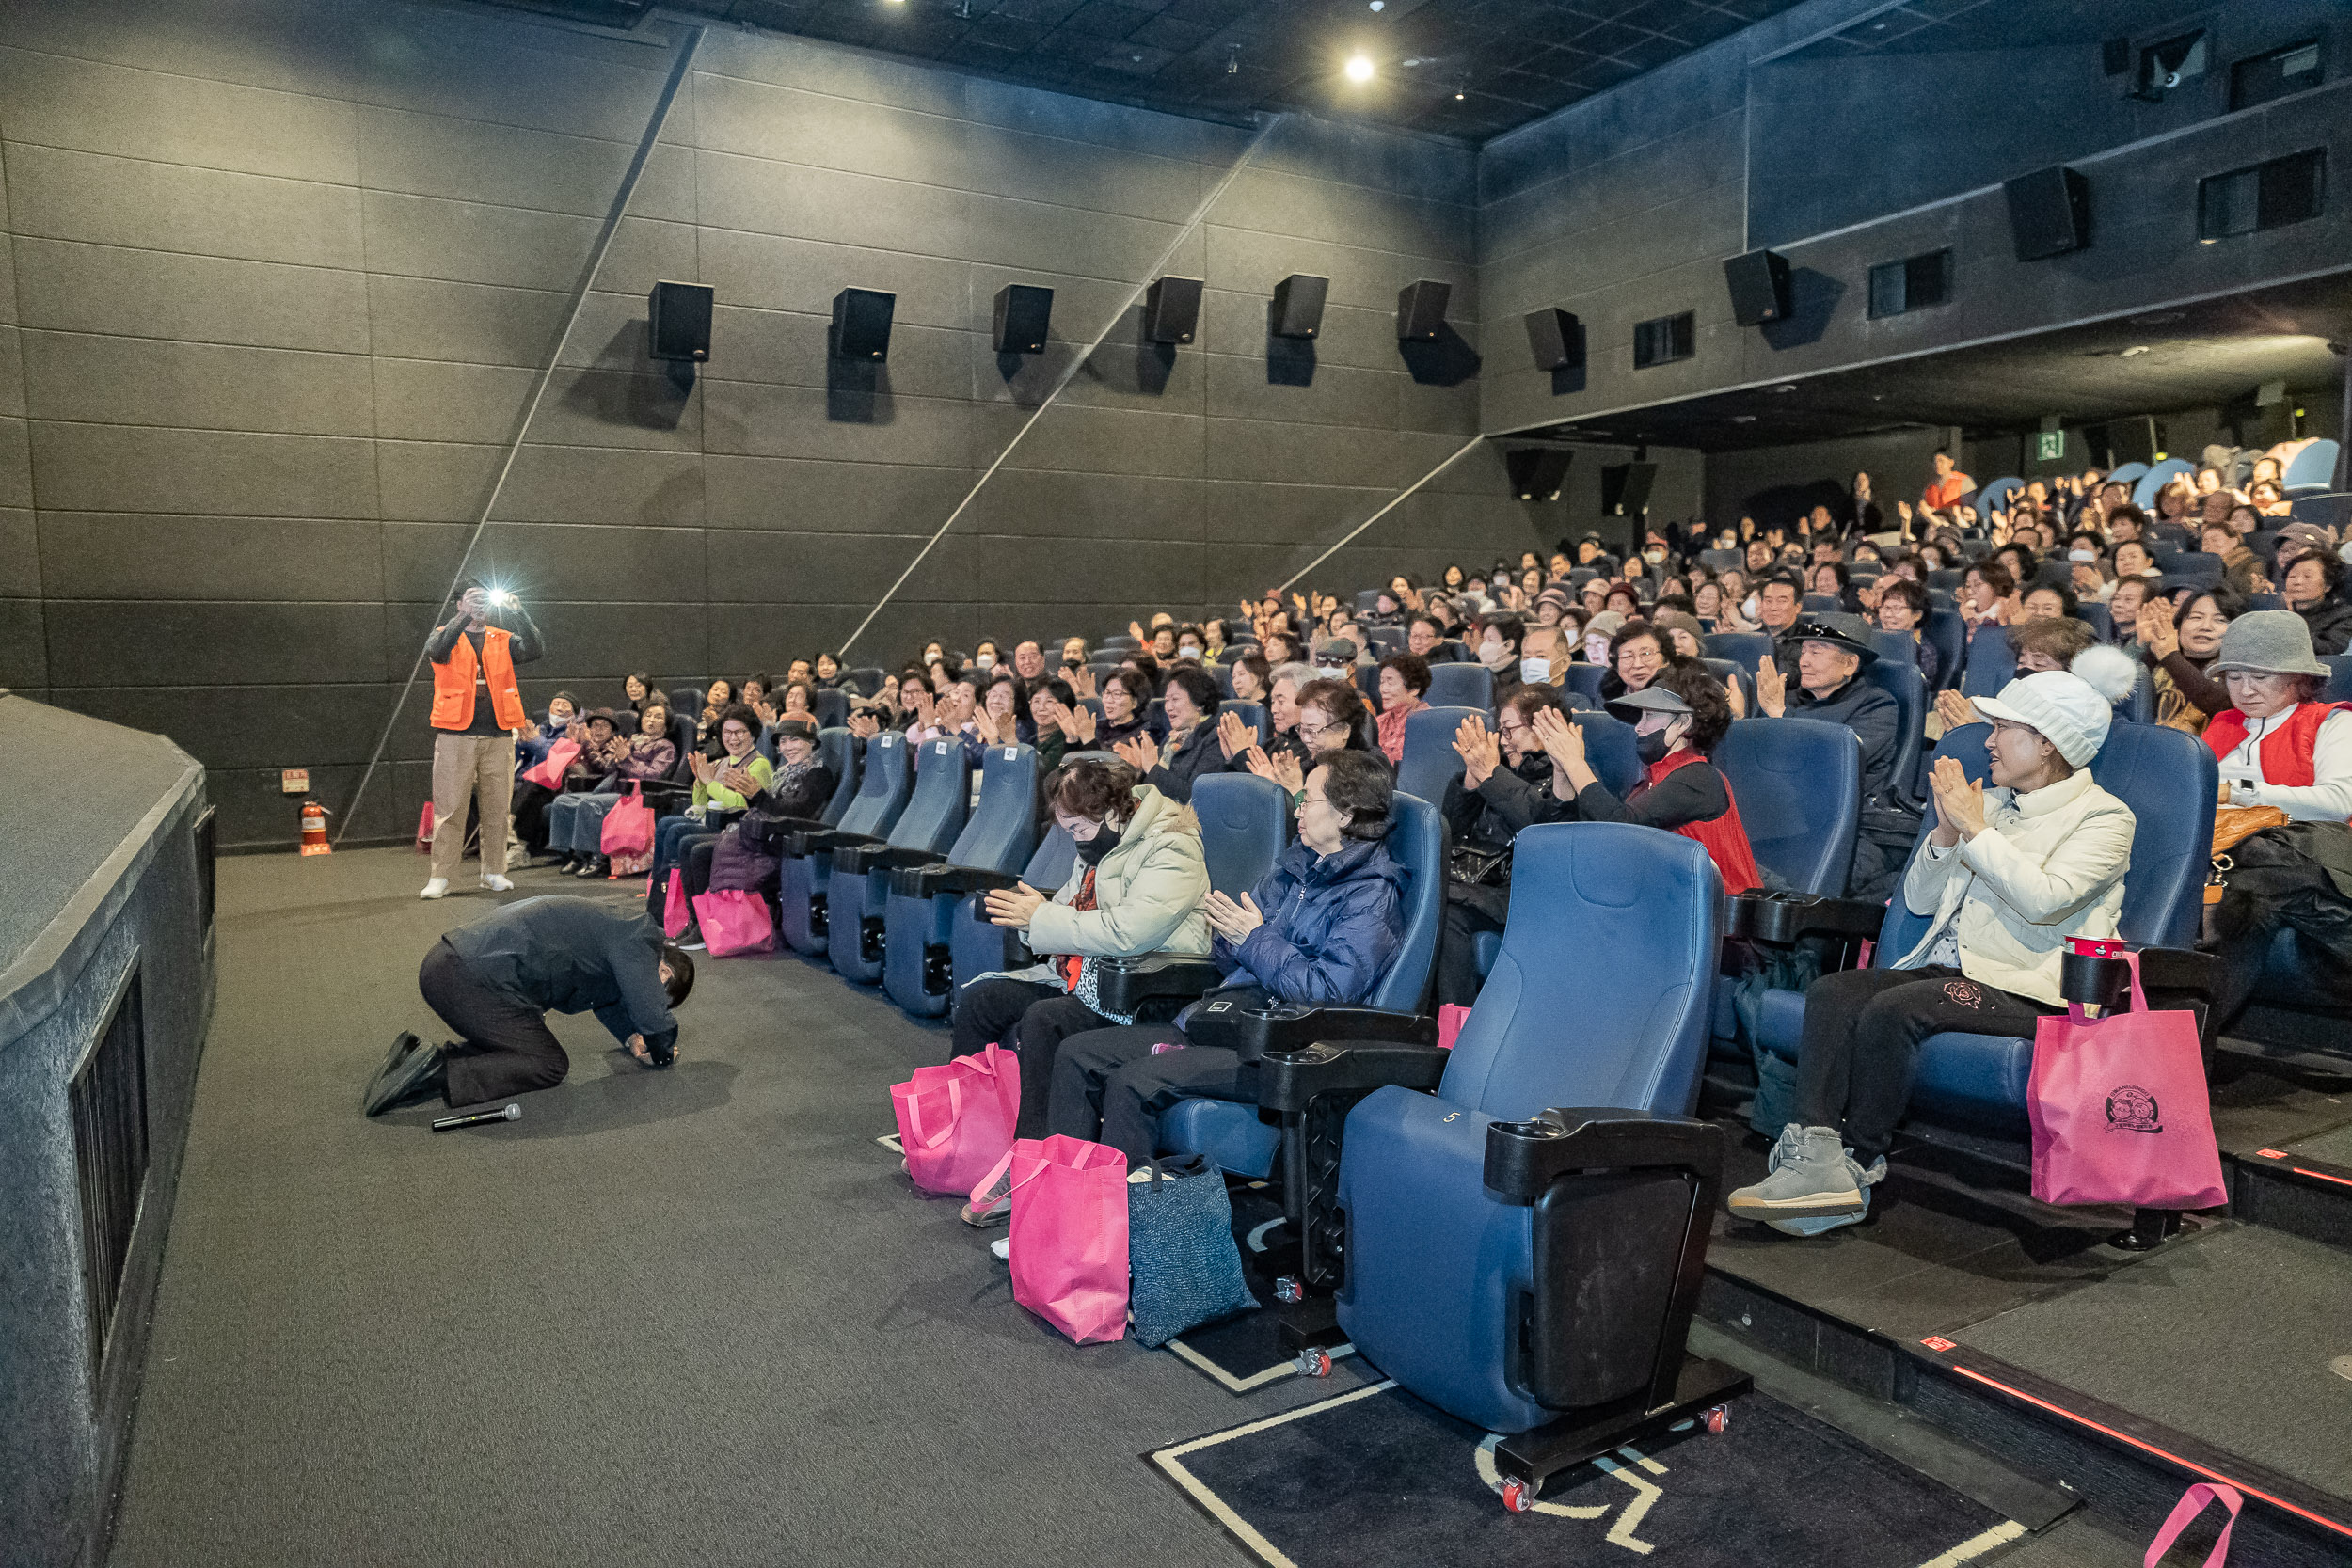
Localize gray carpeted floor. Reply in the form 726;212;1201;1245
1958;1224;2352;1501
2288;1122;2352;1168
106;848;1372;1567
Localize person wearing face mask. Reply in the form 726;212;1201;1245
1041;752;1409;1167
1534;665;1759;895
1111;665;1222;803
1474;612;1529;708
2197;612;2352;1034
1434;689;1574;1006
1730;669;2132;1235
947;758;1212;1225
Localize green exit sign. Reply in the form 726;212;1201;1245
2035;430;2066;462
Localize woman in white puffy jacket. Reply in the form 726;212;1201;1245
1730;669;2136;1236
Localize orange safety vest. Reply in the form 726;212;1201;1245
429;625;528;732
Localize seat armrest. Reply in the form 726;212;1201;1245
2061;943;2217;1009
884;863;1025;898
1185;1000;1436;1061
1725;891;1888;944
1090;954;1229;1014
1258;1040;1448;1114
832;841;938;875
1483;1109;1724;1202
780;828;877;858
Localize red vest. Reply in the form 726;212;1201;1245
1642;749;1761;895
2202;701;2351;794
429;625;527;732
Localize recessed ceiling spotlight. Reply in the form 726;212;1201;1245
1455;91;1465;99
1369;1;1384;9
2120;345;2151;356
1772;384;1797;393
1344;53;1375;82
1730;414;1757;423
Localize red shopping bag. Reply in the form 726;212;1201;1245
690;889;776;957
1007;1135;1131;1345
600;784;655;857
889;1043;1021;1196
415;801;435;852
662;870;691;939
521;738;580;789
2028;949;2226;1210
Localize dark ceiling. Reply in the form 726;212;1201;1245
636;0;1809;142
1517;271;2352;452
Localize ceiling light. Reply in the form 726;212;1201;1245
1730;414;1757;423
1344;53;1375;82
1772;384;1797;393
2120;345;2151;356
1454;92;1465;100
1369;1;1384;9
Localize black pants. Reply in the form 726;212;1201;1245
1437;897;1505;1007
949;976;1111;1140
418;938;569;1105
644;826;726;919
1792;965;2054;1161
511;780;557;857
1048;1025;1260;1164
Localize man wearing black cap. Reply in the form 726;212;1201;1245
1756;615;1913;895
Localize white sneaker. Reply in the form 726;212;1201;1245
989;1237;1010;1263
481;874;513;892
420;879;449;900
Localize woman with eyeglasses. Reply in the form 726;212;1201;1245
1245;675;1373;798
1433;688;1573;1006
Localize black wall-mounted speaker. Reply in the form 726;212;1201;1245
646;280;712;362
2004;166;2091;261
2085;416;2161;468
1396;279;1451;341
1722;249;1792;326
1602;462;1658;516
993;284;1054;354
1505;447;1573;501
1144;276;1202;344
1523;307;1580;371
1271;274;1328;339
832;288;896;359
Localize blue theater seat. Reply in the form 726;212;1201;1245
1701;631;1772;681
1424;661;1493;711
2131;458;2194;509
1864;655;1926;808
779;732;911;956
1395;705;1482;809
1711;718;1860;896
827;739;968;984
1921;605;1964;691
1156;792;1447;1179
1753;722;2214;1136
882;743;1041;1017
1961;623;2013;698
1335;826;1724;1433
948;827;1076;998
1560;664;1607;704
1192;773;1290;899
2283;439;2338;493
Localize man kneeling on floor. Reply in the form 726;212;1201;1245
365;895;695;1116
1046;751;1407;1164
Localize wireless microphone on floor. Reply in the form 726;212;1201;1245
432;1103;521;1132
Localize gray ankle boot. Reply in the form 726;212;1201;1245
1727;1124;1867;1222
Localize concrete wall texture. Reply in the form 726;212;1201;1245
0;0;2343;846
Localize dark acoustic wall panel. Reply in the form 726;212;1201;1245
3;0;1531;848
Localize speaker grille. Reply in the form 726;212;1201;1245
71;965;149;1386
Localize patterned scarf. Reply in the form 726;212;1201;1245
1056;867;1099;990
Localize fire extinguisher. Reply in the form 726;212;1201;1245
299;800;333;857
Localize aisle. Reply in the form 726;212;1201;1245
106;849;1343;1568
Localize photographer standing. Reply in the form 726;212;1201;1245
422;578;543;900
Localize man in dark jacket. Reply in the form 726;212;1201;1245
1044;752;1407;1164
1434;688;1571;1006
365;896;694;1115
1756;616;1917;895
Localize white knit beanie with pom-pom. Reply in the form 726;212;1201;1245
2070;641;2141;705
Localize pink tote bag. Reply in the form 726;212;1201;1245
690;890;776;957
662;870;691;939
2028;949;2226;1211
889;1044;1022;1196
1007;1135;1131;1345
2141;1483;2241;1567
520;738;580;789
600;784;655;856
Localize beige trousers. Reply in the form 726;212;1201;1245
430;732;514;879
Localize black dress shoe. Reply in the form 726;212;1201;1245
364;1042;449;1117
361;1032;423;1113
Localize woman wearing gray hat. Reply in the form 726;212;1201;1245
2201;610;2352;1031
1729;668;2135;1236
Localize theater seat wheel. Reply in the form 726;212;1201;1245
1501;1477;1539;1513
1704;1403;1728;1434
1294;1348;1332;1379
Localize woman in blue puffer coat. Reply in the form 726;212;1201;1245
1045;750;1408;1164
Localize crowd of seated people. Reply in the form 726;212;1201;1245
463;435;2346;1256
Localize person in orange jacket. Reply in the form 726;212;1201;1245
421;578;543;900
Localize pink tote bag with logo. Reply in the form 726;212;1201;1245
520;739;580;790
2028;950;2225;1210
662;870;691;939
1007;1135;1131;1345
889;1044;1022;1196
